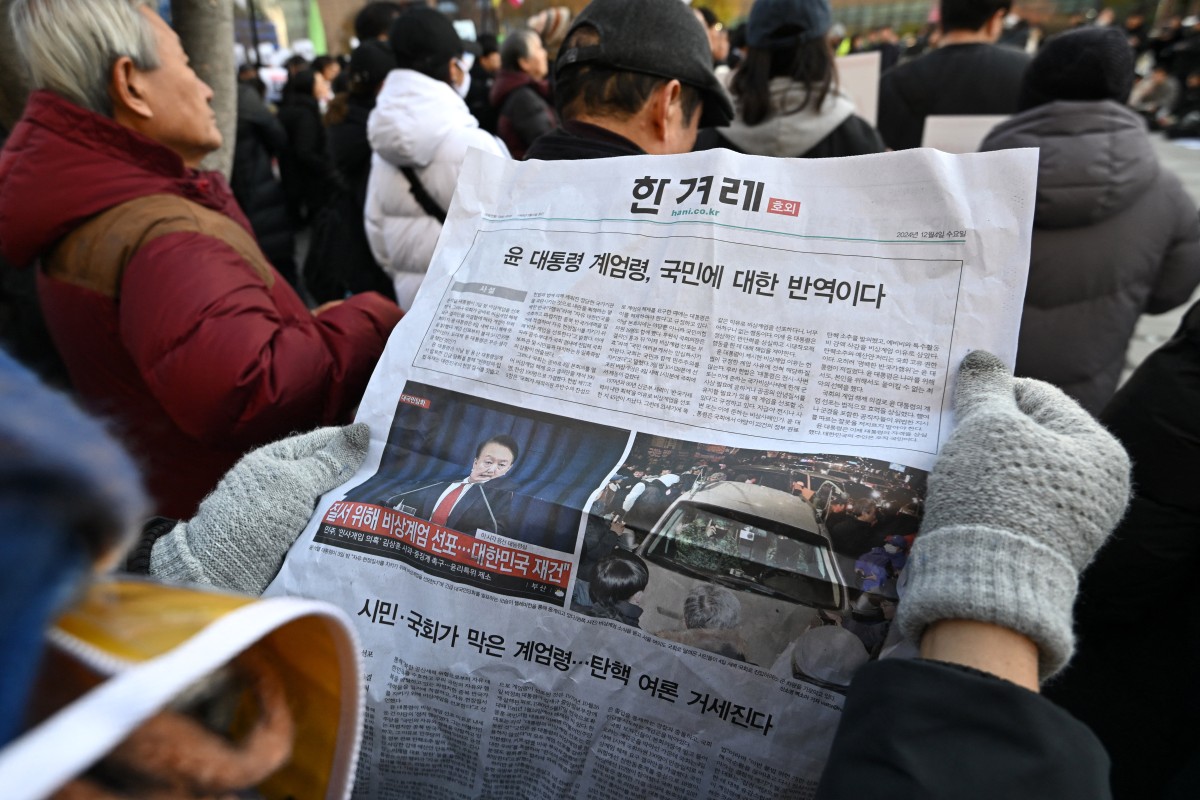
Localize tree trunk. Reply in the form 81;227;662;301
317;0;362;55
172;0;236;177
0;0;29;132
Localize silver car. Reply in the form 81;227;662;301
635;481;849;667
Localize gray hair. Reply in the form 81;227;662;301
500;29;539;72
9;0;159;117
683;584;741;630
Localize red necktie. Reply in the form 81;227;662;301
431;483;467;527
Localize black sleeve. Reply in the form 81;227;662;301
121;516;179;575
816;659;1112;800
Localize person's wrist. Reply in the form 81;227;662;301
898;523;1078;681
920;620;1039;692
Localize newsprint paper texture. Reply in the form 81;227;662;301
266;146;1038;799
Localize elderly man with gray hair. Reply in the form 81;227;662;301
0;0;401;519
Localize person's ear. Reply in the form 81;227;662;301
648;79;684;143
109;55;153;121
987;8;1007;38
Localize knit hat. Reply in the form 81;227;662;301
389;7;463;73
528;6;573;49
747;0;833;49
348;39;396;92
1018;27;1135;111
556;0;734;127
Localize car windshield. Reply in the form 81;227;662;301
642;504;839;608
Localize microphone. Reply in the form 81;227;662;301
382;481;448;508
477;484;500;534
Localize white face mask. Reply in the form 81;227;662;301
454;58;471;99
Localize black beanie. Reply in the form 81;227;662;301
389;7;462;76
349;40;396;93
1019;27;1135;111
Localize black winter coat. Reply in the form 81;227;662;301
819;659;1111;800
877;43;1030;150
276;94;339;225
230;82;295;278
315;95;395;301
1045;300;1200;800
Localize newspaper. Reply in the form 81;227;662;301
266;146;1037;799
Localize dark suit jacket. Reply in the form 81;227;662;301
391;478;514;538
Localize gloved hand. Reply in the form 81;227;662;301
898;351;1131;680
150;424;370;595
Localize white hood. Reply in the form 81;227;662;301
721;78;857;158
368;69;480;169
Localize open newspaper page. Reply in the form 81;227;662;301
266;147;1037;799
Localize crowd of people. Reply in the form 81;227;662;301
221;0;1200;421
0;0;1198;797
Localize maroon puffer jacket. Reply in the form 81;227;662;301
0;91;402;517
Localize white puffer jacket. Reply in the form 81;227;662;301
365;69;508;309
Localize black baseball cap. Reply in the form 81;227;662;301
747;0;832;48
555;0;735;128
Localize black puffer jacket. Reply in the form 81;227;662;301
276;94;339;225
490;70;557;160
981;99;1200;414
314;94;395;301
230;82;295;278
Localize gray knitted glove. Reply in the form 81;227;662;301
150;424;370;595
898;351;1131;680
